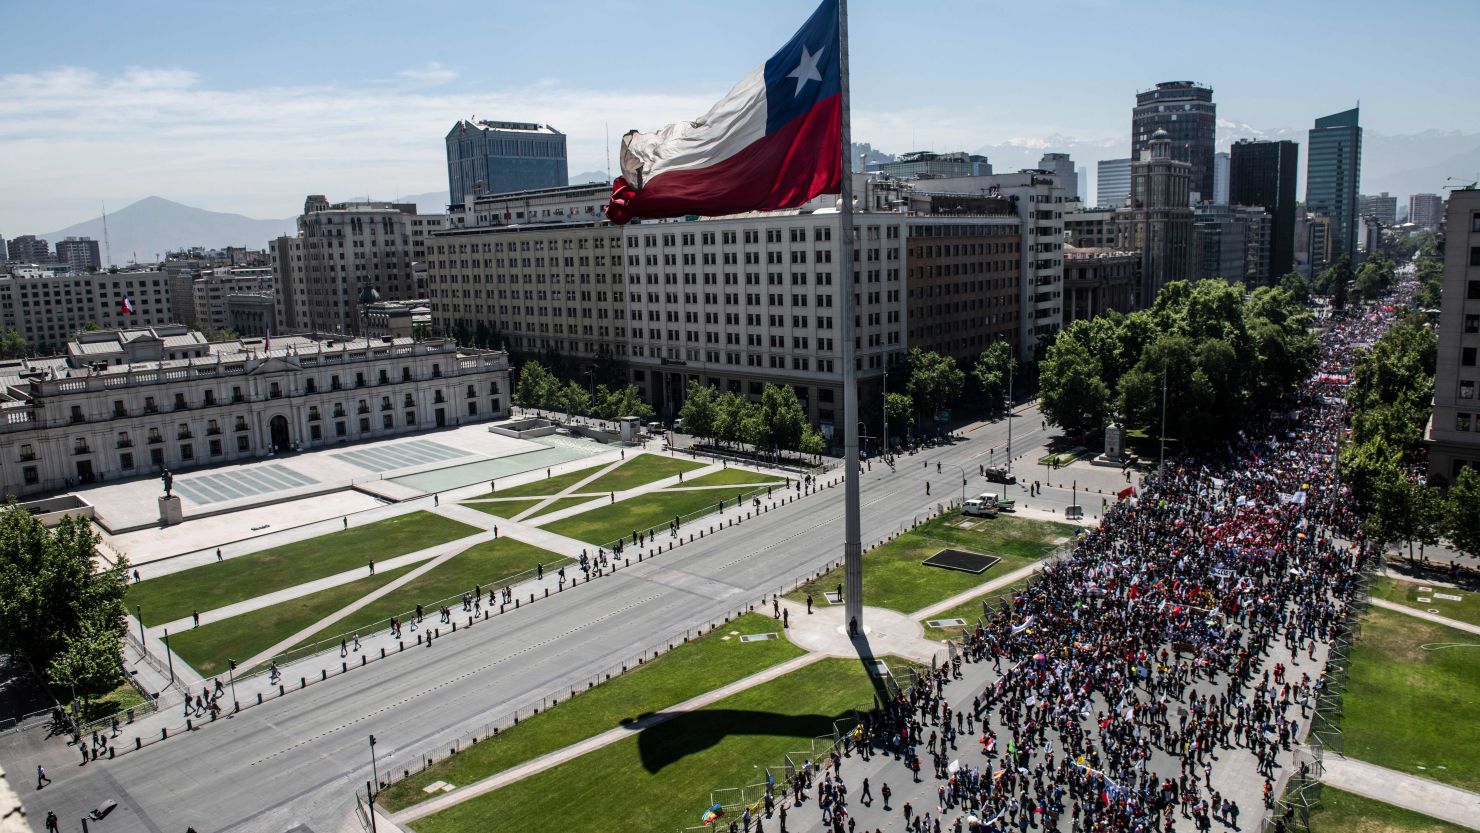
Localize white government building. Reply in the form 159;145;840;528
0;325;510;498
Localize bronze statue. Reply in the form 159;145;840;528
161;469;173;498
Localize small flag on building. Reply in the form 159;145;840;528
120;296;134;314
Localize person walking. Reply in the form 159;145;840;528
859;777;872;806
36;765;49;789
368;560;375;576
806;593;814;614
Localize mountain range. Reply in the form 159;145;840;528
32;128;1478;262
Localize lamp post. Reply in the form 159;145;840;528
1005;361;1014;475
358;285;380;348
956;465;968;504
136;605;146;654
226;659;239;713
857;421;869;458
881;360;889;458
1158;361;1168;477
583;370;596;421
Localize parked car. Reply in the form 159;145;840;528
962;498;998;518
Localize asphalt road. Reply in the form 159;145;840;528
7;406;1085;833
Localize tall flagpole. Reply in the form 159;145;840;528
837;0;863;636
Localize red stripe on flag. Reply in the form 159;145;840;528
621;94;842;220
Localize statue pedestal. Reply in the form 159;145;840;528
158;495;183;526
1091;422;1139;468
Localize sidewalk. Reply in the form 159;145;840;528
1322;755;1480;829
1369;598;1480;636
393;653;827;824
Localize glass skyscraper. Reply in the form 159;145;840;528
446;120;569;203
1132;82;1216;203
1305;108;1362;262
1230;139;1299;278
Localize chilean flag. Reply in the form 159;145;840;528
120;296;134;314
605;0;840;224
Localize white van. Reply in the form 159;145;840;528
962;498;998;517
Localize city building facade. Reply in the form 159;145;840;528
1063;246;1137;323
54;237;102;273
1358;192;1398;226
446;119;568;203
869;151;991;180
1426;187;1480;483
1119;130;1195;304
7;235;50;263
1096;158;1132;208
1132;81;1216;202
1064;207;1120;248
0;269;173;355
271;196;443;336
1229;139;1299;277
1409;193;1444;230
1212;152;1230;206
0;326;510;499
1306;108;1362;263
1193;204;1270;284
1038;154;1078;201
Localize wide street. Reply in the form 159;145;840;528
5;404;1112;833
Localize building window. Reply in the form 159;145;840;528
1471;247;1480;267
1459;413;1473;432
150;448;165;467
1469;280;1480;300
467;401;478;416
305;379;316;394
270;382;282;398
402;367;412;382
232;386;244;403
237;436;250;452
1464;347;1478;368
405;410;416;425
466;384;476;399
209;439;223;457
113;400;127;418
23;466;38;485
204;390;216;406
119;453;134;470
174;393;188;410
336;421;347;437
359;417;371;433
1466;314;1480;335
311;424;323;441
383;414;394;429
180;443;194;460
1462;381;1475;400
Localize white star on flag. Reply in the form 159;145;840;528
787;44;824;97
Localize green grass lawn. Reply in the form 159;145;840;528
67;680;150;723
167;564;416;677
1307;786;1472;833
1340;606;1480;790
920;574;1038;639
462;498;542;519
1124;426;1181;461
540;486;762;546
526;495;604;519
288;538;568;652
467;462;612;500
128;512;480;626
789;513;1073;615
1370;576;1479;627
581;454;706;493
410;656;882;833
380;613;801;812
676;468;786;488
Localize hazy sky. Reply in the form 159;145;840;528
2;0;1476;231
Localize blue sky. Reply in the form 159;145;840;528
1;0;1476;230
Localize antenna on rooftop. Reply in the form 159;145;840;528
101;202;113;269
605;122;612;180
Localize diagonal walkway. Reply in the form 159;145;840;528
1369;598;1480;636
512;457;628;522
1321;755;1480;829
240;543;475;669
149;532;488;634
392;652;827;824
911;558;1057;622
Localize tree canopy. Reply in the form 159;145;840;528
905;348;965;425
0;510;129;700
1038;279;1315;445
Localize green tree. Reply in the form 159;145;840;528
905;348;965;426
1039;335;1110;438
759;384;807;454
1354;254;1395;304
1277;272;1312;305
557;379;591;416
972;341;1015;412
678;381;718;444
714;392;753;449
0;327;30;359
513;361;557;409
1445;467;1480;557
884;392;914;439
799;425;826;461
598;384;654;422
0;511;129;700
1313;253;1352;296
